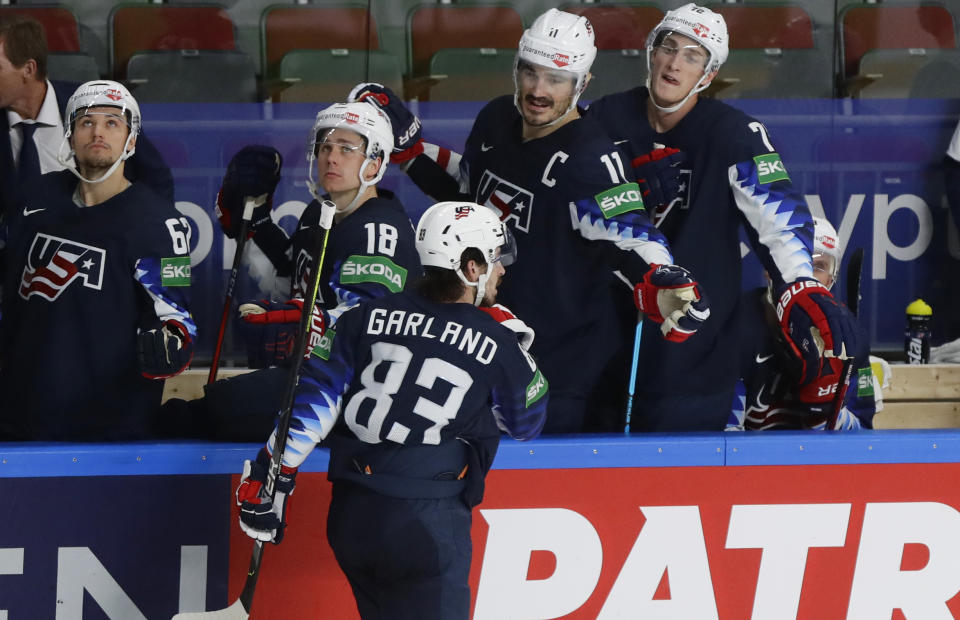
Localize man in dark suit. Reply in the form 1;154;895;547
0;13;173;219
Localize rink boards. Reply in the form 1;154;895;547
1;431;960;619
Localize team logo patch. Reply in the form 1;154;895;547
454;205;473;220
594;182;645;219
312;328;335;360
19;233;106;301
160;256;191;287
477;170;534;233
857;367;875;397
526;369;548;408
340;255;408;293
754;153;790;184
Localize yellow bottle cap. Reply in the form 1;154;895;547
906;299;933;316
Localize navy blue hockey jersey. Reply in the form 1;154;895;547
587;88;814;396
409;96;672;431
0;171;195;439
267;290;548;501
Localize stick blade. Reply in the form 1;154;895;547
172;600;249;620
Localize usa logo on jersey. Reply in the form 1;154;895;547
476;170;534;233
19;233;106;301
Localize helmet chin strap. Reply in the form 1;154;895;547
645;46;714;115
456;269;488;307
58;132;137;185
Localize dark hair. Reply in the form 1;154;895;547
0;14;48;80
415;248;485;303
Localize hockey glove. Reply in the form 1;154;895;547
237;298;327;367
138;320;194;379
348;82;424;163
236;447;298;545
776;278;860;385
478;303;535;350
215;145;283;239
794;356;847;420
631;147;686;216
634;264;711;343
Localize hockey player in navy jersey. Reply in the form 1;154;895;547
585;3;862;431
0;80;195;440
728;217;876;430
187;101;422;440
235;201;547;619
349;8;710;434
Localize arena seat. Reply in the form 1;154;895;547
855;48;960;98
425;48;515;102
46;52;100;82
0;5;81;52
260;4;379;100
562;3;663;50
126;50;258;103
275;49;403;104
108;3;237;81
586;49;647;100
840;3;956;97
406;4;524;101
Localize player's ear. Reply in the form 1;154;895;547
125;132;138;154
363;156;383;182
700;69;719;88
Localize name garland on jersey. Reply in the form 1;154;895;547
19;233;106;301
160;256;191;287
476;171;534;233
366;308;498;365
594;182;645;219
340;255;408;293
754;153;790;184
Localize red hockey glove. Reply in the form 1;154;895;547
215;145;282;239
137;320;194;379
631;147;686;219
634;264;710;343
478;303;535;350
238;298;327;367
348;82;424;163
236;447;298;544
776;278;859;385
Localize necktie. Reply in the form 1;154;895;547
17;123;41;183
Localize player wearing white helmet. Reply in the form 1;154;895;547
0;80;195;440
586;3;862;431
180;101;421;441
728;216;875;431
233;200;546;619
349;7;711;434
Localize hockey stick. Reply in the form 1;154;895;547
173;200;337;620
207;195;266;385
826;247;864;430
624;315;643;434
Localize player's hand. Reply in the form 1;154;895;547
236;447;297;545
634;264;710;343
137;320;193;379
631;147;686;214
478;303;535;350
238;298;327;367
215;145;283;239
348;82;424;163
776;278;860;385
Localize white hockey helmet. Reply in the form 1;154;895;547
57;80;141;184
812;216;841;290
645;3;729;113
306;101;394;212
514;8;597;122
416;202;516;306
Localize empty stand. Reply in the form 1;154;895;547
0;5;80;52
126;50;258;103
275;49;402;104
856;48;960;98
47;52;100;82
109;3;237;80
840;3;956;95
426;48;515;101
260;4;379;92
406;4;524;100
563;4;663;50
711;4;815;50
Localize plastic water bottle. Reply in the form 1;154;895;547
904;299;932;364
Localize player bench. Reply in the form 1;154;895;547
873;363;960;429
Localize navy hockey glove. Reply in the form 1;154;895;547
631;147;686;216
236;447;298;544
348;82;424;163
794;355;849;421
634;264;711;343
138;320;194;379
776;278;860;385
478;303;535;350
237;298;327;367
215;145;283;239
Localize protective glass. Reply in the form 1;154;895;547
654;42;709;68
812;253;838;290
495;226;518;267
73;110;130;131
